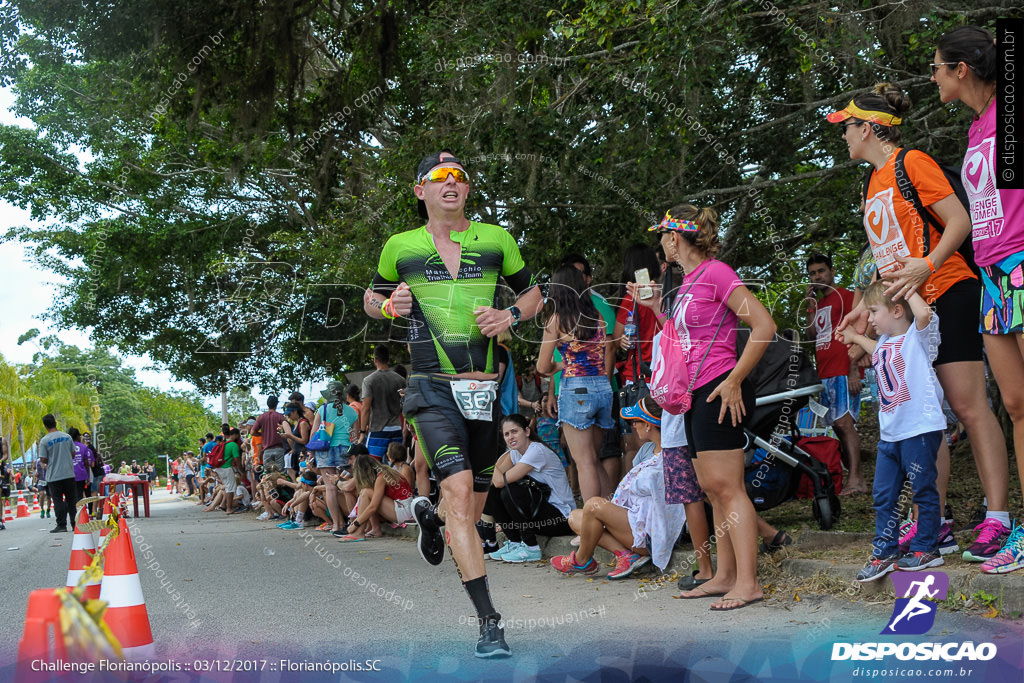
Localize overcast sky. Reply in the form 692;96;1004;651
0;86;333;411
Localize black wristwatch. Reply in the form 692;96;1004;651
506;305;521;327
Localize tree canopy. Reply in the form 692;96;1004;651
0;337;220;467
0;0;1017;390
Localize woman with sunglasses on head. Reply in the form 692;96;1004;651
829;83;1012;565
631;206;775;611
931;26;1024;574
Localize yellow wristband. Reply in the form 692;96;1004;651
381;298;396;319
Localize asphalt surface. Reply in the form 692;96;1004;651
1;490;1022;682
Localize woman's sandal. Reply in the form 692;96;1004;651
758;530;794;554
677;571;712;591
673;586;727;600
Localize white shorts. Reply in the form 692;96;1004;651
216;466;236;492
394;497;415;524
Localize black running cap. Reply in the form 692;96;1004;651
416;151;466;220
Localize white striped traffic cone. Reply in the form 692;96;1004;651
98;517;154;660
3;503;13;523
16;491;30;518
99;495;116;538
67;506;100;600
31;493;41;513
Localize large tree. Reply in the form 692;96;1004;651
0;1;1017;390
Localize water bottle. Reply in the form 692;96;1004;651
624;312;637;350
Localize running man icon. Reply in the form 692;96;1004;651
883;572;950;635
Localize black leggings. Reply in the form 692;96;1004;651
48;478;79;529
481;484;574;547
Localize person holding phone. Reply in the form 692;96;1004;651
612;245;663;467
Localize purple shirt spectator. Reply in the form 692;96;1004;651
72;441;95;482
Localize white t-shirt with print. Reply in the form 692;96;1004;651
510;441;576;517
873;313;945;442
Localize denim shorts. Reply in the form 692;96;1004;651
558;375;615;430
316;444;351;469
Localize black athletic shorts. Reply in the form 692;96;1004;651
932;278;983;366
684;369;755;455
404;373;501;493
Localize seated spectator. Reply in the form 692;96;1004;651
386;442;415;489
550;398;687;580
311;470;353;532
479;414;575;564
255;469;291;521
274;470;319;530
340;454;415;542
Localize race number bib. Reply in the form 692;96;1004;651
450;380;498;421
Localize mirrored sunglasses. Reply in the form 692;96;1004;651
418;166;469;185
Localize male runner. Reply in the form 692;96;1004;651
364;150;542;658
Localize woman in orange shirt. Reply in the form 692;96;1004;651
830;83;1010;562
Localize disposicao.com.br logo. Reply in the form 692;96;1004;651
831;571;997;662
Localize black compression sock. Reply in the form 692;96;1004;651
463;576;497;620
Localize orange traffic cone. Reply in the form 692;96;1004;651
2;502;13;523
98;518;154;660
16;491;30;518
99;495;116;538
17;589;65;673
166;478;172;492
67;506;101;600
31;492;41;513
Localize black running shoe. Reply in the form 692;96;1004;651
475;614;510;658
49;525;68;534
411;496;445;566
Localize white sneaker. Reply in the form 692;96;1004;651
256;511;269;521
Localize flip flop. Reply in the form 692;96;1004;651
338;535;366;543
673;586;727;600
677;572;712;591
709;597;764;612
759;530;794;553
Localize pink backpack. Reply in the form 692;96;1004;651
649;319;692;414
649;263;728;415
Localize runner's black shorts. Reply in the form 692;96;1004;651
404;373;501;493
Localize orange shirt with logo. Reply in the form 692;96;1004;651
864;149;976;304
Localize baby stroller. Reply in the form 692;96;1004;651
737;329;842;530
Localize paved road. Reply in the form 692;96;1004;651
1;490;1021;682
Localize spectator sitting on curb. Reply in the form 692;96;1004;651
341;454;415;542
255;469;290;521
550;397;687;581
478;414;576;563
312;470;353;532
387;442;416;489
273;470;319;530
